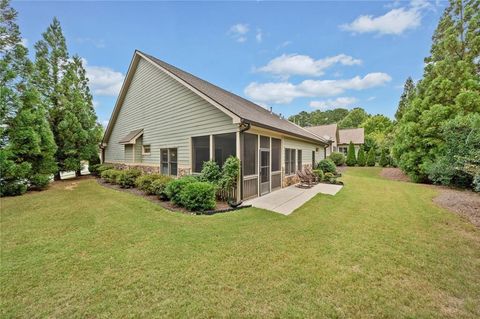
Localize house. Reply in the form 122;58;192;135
305;124;364;157
101;50;330;200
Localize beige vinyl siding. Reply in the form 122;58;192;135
105;58;237;167
283;137;323;169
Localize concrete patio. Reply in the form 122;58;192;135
244;183;343;215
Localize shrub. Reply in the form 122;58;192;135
329;152;345;166
135;174;163;194
151;177;174;199
218;156;240;200
165;175;198;205
345;141;357;166
0;151;30;197
29;174;51;190
101;169;121;184
1;181;27;197
89;164;112;177
180;182;216;211
117;169;142;188
312;169;324;181
317;159;336;173
379;149;389;167
200;160;221;183
366;148;376;167
357;146;366;167
324;172;337;183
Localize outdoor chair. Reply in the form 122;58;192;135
296;170;314;188
304;167;320;183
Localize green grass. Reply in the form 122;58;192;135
1;168;479;318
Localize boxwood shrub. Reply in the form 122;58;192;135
150;176;174;199
328;152;345;166
317;159;336;174
312;169;324;181
135;174;164;194
101;169;122;184
165;175;198;205
91;164;113;177
180;181;216;211
117;169;142;188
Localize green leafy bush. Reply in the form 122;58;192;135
180;182;216;211
357;146;366;166
29;174;52;190
312;169;324;181
90;164;113;177
200;160;221;183
101;169;121;184
317;159;336;173
135;174;163;194
218;156;240;200
165;175;198;205
150;176;174;199
324;172;336;183
379;149;389;167
345;142;357;166
117;169;142;188
328;152;345;166
366;148;376;167
0;150;30;197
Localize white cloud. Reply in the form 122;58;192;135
82;59;125;96
229;23;249;42
244;72;391;104
309;97;358;110
340;0;431;35
367;96;376;101
256;29;263;43
256;54;362;78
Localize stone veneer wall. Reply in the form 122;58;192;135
104;162;192;177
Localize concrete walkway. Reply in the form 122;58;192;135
244;183;343;215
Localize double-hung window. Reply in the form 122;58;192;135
297;150;302;171
284;148;296;175
161;148;177;176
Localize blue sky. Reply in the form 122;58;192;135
16;1;445;126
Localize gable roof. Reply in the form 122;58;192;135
119;129;143;144
305;124;337;141
102;50;328;146
338;128;364;144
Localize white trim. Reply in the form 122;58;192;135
142;144;151;155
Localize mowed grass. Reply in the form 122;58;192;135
1;168;479;318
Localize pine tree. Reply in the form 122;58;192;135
366;147;376;167
0;0;57;194
392;0;480;183
379;149;389;167
345;141;357;166
34;18;101;175
357;146;366;166
395;77;415;121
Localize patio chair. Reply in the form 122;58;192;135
304;167;320;183
296;170;314;188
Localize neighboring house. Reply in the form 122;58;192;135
305;124;364;157
102;50;329;200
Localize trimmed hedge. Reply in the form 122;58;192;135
317;159;336;173
101;169;122;184
329;152;345;166
150;176;174;199
90;164;113;177
165;175;198;205
117;169;142;188
135;174;165;194
180;181;216;211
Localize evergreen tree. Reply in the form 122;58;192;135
392;0;480;183
366;147;376;167
0;0;57;194
338;107;370;128
357;146;366;166
395;77;415;121
379;149;389;167
34;18;101;175
345;141;357;166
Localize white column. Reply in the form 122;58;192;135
236;131;241;201
209;135;214;161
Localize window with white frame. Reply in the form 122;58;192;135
338;146;348;155
297;150;302;171
142;144;151;155
161;148;177;176
284;148;296;175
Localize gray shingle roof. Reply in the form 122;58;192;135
119;129;143;144
338;128;364;144
305;124;338;141
140;51;328;145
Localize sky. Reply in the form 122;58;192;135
15;0;446;126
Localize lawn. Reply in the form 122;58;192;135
1;168;479;318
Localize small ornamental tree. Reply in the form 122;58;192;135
357;146;366;167
366;147;376;167
329;152;345;166
345;141;357;166
379;149;389;167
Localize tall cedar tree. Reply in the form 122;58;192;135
0;0;57;194
366;147;376;167
395;77;415;121
392;0;480;183
357;146;366;166
34;18;101;175
345;141;357;166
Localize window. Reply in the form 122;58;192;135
339;146;348;155
285;148;296;175
243;133;258;176
214;133;236;168
160;148;177;176
192;136;210;173
142;144;151;155
297;150;302;171
271;138;281;172
312;150;316;168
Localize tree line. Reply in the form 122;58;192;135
289;0;479;191
1;0;101;196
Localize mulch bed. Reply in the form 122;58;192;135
380;167;411;182
432;187;480;228
96;178;249;215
